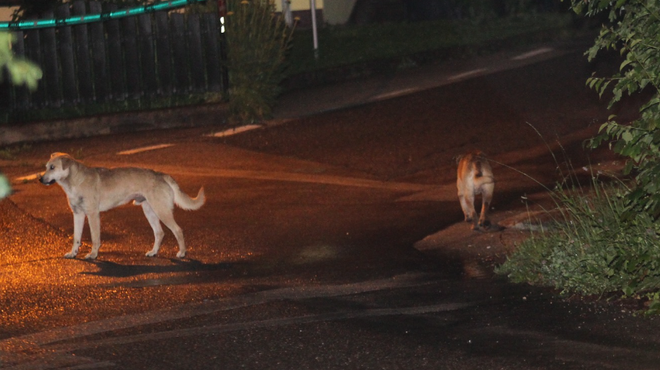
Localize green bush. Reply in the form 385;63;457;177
224;0;294;124
575;1;660;217
498;1;660;311
496;180;660;298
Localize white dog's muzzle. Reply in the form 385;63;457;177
39;175;55;186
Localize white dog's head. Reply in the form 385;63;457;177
40;152;74;186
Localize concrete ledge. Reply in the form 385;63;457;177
0;103;229;146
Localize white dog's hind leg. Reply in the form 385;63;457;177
85;212;102;260
154;207;186;258
65;212;85;258
141;202;165;257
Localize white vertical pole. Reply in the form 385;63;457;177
309;0;318;59
282;0;293;27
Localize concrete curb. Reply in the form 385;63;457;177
0;103;229;146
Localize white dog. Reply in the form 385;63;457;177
40;152;205;259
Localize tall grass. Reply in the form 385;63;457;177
496;173;660;304
224;0;294;124
495;123;660;311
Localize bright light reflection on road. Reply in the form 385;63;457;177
209;124;262;138
511;47;554;61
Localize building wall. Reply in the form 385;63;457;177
274;0;358;26
277;0;324;12
0;6;16;21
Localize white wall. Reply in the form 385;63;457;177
275;0;324;12
275;0;358;25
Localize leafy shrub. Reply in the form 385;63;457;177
496;180;660;298
224;0;294;124
499;0;660;311
575;1;660;217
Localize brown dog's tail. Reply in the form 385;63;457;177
164;176;206;211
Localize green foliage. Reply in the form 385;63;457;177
499;0;660;311
224;0;294;124
287;12;576;77
0;33;42;91
496;180;660;298
0;31;41;199
573;0;660;217
0;174;10;199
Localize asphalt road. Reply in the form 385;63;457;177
2;40;660;369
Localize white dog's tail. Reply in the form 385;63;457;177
165;176;206;211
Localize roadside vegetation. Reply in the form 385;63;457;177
2;2;582;125
495;178;660;311
0;30;41;198
224;0;294;124
287;12;576;79
497;0;660;314
229;7;581;122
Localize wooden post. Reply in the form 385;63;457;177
155;11;172;95
55;5;77;104
104;3;125;100
188;13;205;92
72;1;93;102
138;14;157;97
201;13;221;92
171;13;189;94
89;1;108;102
122;15;141;98
41;10;61;107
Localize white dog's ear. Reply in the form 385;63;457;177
50;152;68;159
60;156;76;170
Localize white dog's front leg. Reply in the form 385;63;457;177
85;212;102;260
65;212;85;258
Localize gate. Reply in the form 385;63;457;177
0;0;227;118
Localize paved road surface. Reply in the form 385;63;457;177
1;38;658;369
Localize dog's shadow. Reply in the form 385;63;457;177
81;258;236;279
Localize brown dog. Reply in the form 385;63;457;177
456;151;494;230
40;152;205;259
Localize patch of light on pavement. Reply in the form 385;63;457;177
117;144;174;155
511;47;554;61
447;68;488;81
209;124;262;138
371;88;421;101
14;173;40;183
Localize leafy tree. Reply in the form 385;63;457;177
576;0;660;217
0;33;42;91
0;32;42;199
